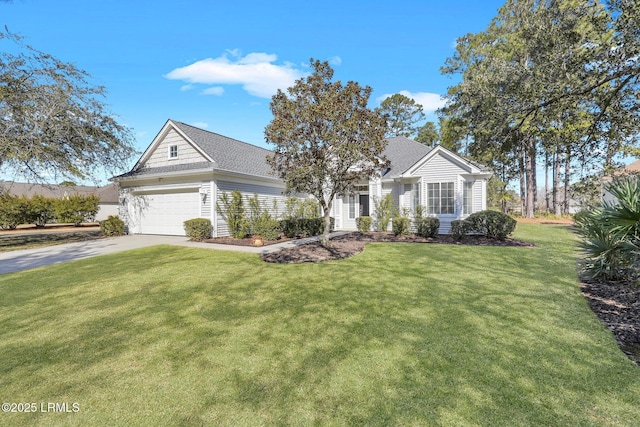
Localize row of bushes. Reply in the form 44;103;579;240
356;209;516;240
0;193;100;229
183;217;335;241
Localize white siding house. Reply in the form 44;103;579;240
114;119;287;237
113;121;491;236
333;137;492;234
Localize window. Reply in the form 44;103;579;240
463;181;474;215
413;182;421;211
348;194;356;219
427;182;454;214
169;145;178;159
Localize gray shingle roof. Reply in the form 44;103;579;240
381;136;433;178
173;121;274;178
1;182;119;203
116;120;489;182
114;161;215;179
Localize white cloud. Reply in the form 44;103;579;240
190;122;209;129
165;51;307;98
202;87;224;96
180;84;194;91
329;56;342;66
377;91;447;113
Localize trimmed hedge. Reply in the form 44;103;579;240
415;217;440;238
464;210;516;240
100;215;126;236
184;218;213;241
451;219;472;240
280;217;335;238
55;194;100;225
356;216;372;233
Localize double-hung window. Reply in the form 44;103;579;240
169;145;178;159
427;182;455;214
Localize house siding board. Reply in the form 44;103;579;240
215;179;286;237
145;129;207;168
200;181;212;220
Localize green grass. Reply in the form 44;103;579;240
0;229;103;252
0;223;638;426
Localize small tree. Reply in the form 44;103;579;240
373;194;394;231
266;59;388;245
216;190;247;238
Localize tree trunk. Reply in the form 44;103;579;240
553;149;561;215
563;148;571;215
545;151;550;212
322;203;332;246
519;151;527;217
524;139;535;218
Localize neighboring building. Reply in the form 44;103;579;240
113;119;492;236
601;159;640;205
0;181;119;221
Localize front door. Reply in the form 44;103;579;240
359;194;370;216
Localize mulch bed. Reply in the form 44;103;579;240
204;236;296;247
261;231;533;264
580;280;640;366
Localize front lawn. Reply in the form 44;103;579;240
0;223;638;426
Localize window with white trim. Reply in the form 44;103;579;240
427;182;455;214
169;145;178;159
463;181;474;215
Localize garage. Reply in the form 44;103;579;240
129;189;200;236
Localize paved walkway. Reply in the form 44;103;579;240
0;232;350;275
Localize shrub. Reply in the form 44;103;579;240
373;194;394;231
450;219;472;240
575;176;640;284
183;218;212;241
280;217;334;238
251;212;280;241
392;216;411;236
100;215;126;236
217;190;247;238
28;195;56;227
0;194;26;230
55;194;100;225
465;210;516;240
356;216;372;232
416;217;440;238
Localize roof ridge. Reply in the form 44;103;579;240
171;120;272;154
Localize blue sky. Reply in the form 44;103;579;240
2;0;506;183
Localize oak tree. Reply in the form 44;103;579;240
265;59;388;245
0;29;136;182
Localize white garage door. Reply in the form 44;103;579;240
131;190;200;236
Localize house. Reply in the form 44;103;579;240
113;119;492;236
332;137;492;233
0;181;119;221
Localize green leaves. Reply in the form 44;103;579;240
0;29;136;182
265;59;388;244
376;93;425;138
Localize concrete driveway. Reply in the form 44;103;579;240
0;233;347;275
0;235;193;275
